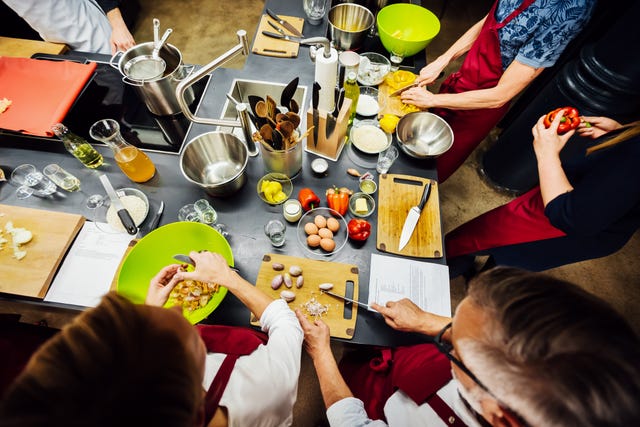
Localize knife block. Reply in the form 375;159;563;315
305;97;351;161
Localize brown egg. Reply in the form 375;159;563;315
314;214;327;229
326;217;340;232
304;222;319;235
320;238;336;252
318;227;334;239
307;234;322;247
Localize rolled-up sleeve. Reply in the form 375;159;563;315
327;397;388;427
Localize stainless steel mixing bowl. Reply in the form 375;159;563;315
180;132;248;197
395;112;454;158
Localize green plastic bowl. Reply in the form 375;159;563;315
377;4;440;57
117;222;233;324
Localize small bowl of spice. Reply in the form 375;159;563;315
348;192;375;218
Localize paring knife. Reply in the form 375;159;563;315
172;254;239;273
321;290;370;310
389;82;421;97
262;30;301;43
312;81;320;147
265;8;304;37
268;20;285;35
99;175;138;235
398;182;432;251
139;200;164;237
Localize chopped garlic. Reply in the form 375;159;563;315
3;220;34;260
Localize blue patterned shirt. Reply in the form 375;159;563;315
496;0;596;70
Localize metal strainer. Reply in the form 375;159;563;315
124;27;173;81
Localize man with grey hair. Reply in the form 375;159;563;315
297;267;640;426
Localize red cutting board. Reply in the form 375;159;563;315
376;174;443;258
0;57;96;136
0;204;85;298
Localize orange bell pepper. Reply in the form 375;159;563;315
326;186;351;216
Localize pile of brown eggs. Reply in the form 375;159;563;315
304;214;341;252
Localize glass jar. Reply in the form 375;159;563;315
52;123;104;169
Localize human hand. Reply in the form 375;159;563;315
146;264;183;306
532;113;574;160
173;251;238;290
371;298;450;335
295;309;333;361
110;28;136;55
400;86;436;109
577;116;623;139
417;57;448;86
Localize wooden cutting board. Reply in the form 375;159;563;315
377;79;421;118
0;204;85;298
252;253;359;339
376;174;443;258
252;14;304;58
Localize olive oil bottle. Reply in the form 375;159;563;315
343;72;359;126
52;123;104;169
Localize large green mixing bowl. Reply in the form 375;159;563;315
377;4;440;57
117;221;233;324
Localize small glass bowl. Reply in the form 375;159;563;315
296;207;348;258
356;86;385;117
348;192;376;218
357;52;392;86
257;173;293;205
93;187;149;233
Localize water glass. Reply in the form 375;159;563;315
43;164;81;192
10;164;57;197
194;199;217;224
376;145;399;174
303;0;328;25
389;50;405;72
178;204;201;222
264;219;286;247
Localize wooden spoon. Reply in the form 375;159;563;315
279;120;295;141
266;95;277;121
259;123;273;143
285;111;301;129
289;99;299;114
255;101;277;127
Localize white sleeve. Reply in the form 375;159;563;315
220;299;303;427
327;397;389;427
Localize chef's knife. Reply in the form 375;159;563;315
389;82;420;97
321;290;370;310
99;175;138;235
325;111;337;140
398;182;432;251
265;8;304;37
139;200;164;237
312;81;320;147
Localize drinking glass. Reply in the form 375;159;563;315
194;199;217;224
303;0;328;25
178;204;201;222
376;145;399;174
43;164;81;192
389;50;405;72
264;219;286;247
10;164;57;198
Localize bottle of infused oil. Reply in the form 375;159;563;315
89;119;156;183
52;123;104;168
343;71;360;126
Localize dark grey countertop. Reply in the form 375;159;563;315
0;2;440;347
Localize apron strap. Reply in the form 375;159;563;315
204;354;240;423
496;0;536;28
427;393;468;427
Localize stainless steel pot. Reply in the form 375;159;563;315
110;42;194;116
328;3;374;51
179;132;248;197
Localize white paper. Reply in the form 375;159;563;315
44;222;133;307
367;253;451;317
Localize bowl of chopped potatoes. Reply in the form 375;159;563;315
117;221;234;324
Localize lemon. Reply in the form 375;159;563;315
380;114;400;133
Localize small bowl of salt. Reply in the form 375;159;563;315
356;86;385;117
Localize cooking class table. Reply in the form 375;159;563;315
0;0;443;347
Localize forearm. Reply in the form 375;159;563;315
313;350;354;409
224;272;274;320
106;8;127;31
537;155;573;206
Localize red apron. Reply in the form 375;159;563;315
446;186;566;258
431;0;536;182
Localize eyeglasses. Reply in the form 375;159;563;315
433;322;494;396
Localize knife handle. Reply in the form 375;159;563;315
117;209;138;235
313;81;320;109
265;8;282;24
418;182;432;210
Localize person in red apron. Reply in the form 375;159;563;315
401;0;596;182
295;267;640;427
0;251;303;427
446;115;640;278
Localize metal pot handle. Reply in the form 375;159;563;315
175;30;248;126
121;75;145;86
110;51;125;70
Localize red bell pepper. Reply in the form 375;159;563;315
326;186;351;216
298;188;320;211
347;218;371;241
543;106;580;134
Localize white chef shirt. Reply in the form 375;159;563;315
202;299;303;427
326;379;482;427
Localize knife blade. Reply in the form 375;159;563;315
268;20;285;35
265;8;303;37
99;175;138;235
321;290;370;310
172;253;239;273
312;81;320;147
325;111;336;140
398;182;432;251
261;30;300;43
139;200;164;237
389;82;421;97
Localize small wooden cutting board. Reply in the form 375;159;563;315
252;14;305;58
252;253;359;339
376;174;443;258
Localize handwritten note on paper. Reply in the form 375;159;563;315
44;222;133;307
367;253;451;317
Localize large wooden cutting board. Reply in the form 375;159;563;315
0;204;85;298
253;254;359;339
376;174;443;258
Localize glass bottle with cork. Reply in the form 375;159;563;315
343;71;359;126
51;123;104;169
89;119;156;183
